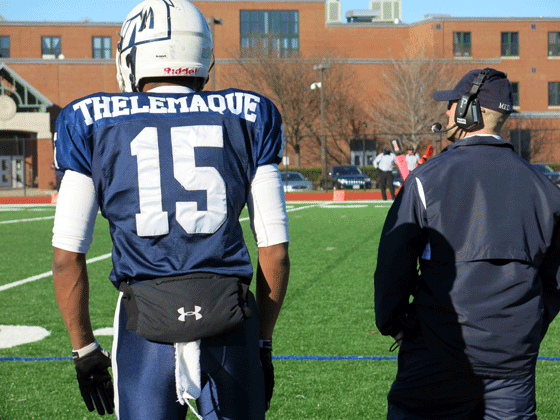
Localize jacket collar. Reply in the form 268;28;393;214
442;134;514;153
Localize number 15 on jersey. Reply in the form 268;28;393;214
131;125;227;237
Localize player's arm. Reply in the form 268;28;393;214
248;163;290;339
52;170;99;346
248;163;290;410
52;170;113;415
256;243;290;340
53;248;95;349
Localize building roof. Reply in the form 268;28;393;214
0;63;53;112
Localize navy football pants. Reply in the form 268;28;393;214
112;291;265;420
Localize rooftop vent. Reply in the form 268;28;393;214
345;9;379;23
326;0;341;23
369;0;402;22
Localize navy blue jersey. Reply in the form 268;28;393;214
54;88;284;286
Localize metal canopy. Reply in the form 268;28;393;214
0;63;53;113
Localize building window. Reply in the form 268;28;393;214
549;32;560;57
0;36;9;58
92;36;112;59
511;82;519;107
549;82;560;107
41;36;61;59
240;10;299;57
453;32;471;57
501;32;519;57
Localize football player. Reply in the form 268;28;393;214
51;0;290;419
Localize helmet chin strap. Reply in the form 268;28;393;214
204;52;216;87
126;46;138;92
116;63;126;93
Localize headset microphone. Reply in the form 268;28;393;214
431;122;458;133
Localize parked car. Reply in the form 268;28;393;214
531;163;560;184
328;165;372;189
281;171;313;192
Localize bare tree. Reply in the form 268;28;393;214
305;61;370;166
225;47;369;169
368;54;459;151
225;47;319;167
258;57;372;169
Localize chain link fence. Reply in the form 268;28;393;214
282;126;560;190
2;126;558;195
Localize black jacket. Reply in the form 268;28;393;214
374;135;560;378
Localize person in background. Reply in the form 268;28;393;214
405;146;419;171
373;146;396;200
51;1;290;419
374;68;560;420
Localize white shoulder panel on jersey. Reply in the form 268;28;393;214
248;164;290;247
52;170;99;254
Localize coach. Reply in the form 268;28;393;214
374;68;560;419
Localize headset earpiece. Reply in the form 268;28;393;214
455;95;483;132
454;68;506;132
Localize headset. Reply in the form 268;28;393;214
454;68;507;132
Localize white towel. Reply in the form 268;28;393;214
175;341;203;419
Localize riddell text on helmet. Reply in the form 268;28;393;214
164;67;200;76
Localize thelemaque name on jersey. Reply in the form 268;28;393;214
73;92;262;126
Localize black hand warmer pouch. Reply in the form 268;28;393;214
119;273;253;344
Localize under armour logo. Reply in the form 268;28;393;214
178;306;202;322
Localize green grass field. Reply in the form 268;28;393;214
1;201;560;419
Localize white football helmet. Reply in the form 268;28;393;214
116;0;213;92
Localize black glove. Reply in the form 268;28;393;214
260;339;274;411
72;344;114;415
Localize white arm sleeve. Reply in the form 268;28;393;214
52;170;99;254
248;164;289;247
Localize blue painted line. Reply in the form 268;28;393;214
2;355;560;362
1;357;72;361
274;355;398;361
1;355;396;362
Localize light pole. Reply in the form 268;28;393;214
362;122;368;170
312;63;330;184
207;17;222;91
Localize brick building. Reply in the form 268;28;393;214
0;0;559;189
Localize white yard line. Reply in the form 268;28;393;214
0;216;55;224
0;202;353;292
239;202;321;222
0;253;112;292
